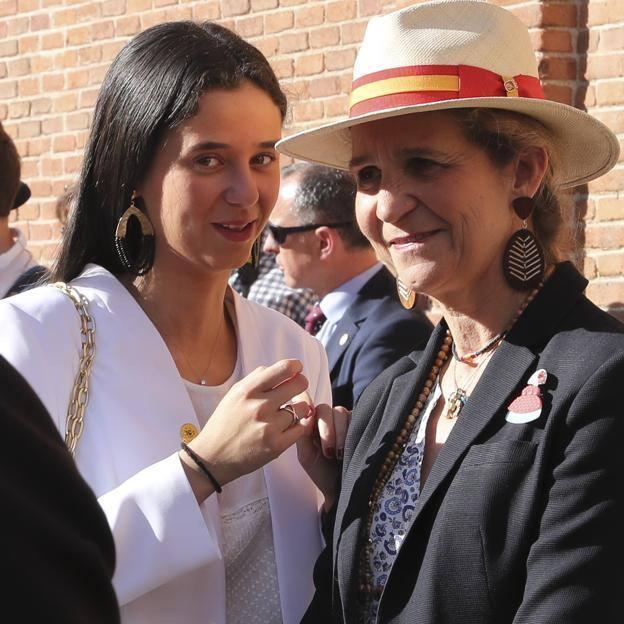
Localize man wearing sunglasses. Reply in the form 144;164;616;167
264;163;432;411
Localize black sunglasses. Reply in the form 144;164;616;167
267;221;353;245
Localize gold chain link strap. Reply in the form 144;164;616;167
52;282;96;458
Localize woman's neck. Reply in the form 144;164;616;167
435;271;539;360
120;262;238;385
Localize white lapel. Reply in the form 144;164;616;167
232;291;322;624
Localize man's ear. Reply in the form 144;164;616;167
512;146;549;199
315;226;335;260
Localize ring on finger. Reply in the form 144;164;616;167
280;404;299;426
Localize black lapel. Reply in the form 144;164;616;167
334;323;448;612
325;315;360;374
406;261;588;529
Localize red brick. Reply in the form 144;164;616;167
79;87;100;108
191;2;220;20
595;80;624;106
52;7;77;27
42;73;64;91
295;53;324;77
594;252;624;277
0;103;7;119
18;0;37;11
532;29;572;53
278;32;308;54
102;40;125;61
41;32;64;50
115;15;141;36
8;57;30;77
30;97;51;114
31;55;53;73
593;196;624;222
127;0;151;11
27;137;51;157
163;6;192;21
541;3;578;28
310;26;340;49
18;120;41;138
7;16;28;36
265;10;293;34
542;84;572;105
53;93;78;112
76;1;100;22
42;117;62;133
324;94;349;118
0;80;18;99
29;222;53;241
254;36;278;58
88;64;108;85
101;0;125;17
235;15;263;38
309;76;341;98
64;154;82;174
358;0;380;17
292;100;323;123
67;25;91;45
250;0;276;9
18;34;38;54
0;63;6;79
0;39;18;56
587;54;624;81
154;0;176;7
295;4;323;27
325;48;357;71
18;76;40;96
16;203;39;221
66;111;91;130
53;134;76;153
583;255;597;280
222;0;249;17
271;58;293;79
586;280;624;308
78;45;102;64
538;57;578;80
8;101;30;118
0;0;17;16
598;27;624;52
327;0;356;23
30;12;49;30
341;21;366;44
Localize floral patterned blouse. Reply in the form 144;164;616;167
366;382;441;623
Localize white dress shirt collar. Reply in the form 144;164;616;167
0;228;36;298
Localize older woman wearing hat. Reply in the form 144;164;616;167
279;1;624;623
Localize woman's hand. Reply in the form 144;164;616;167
297;404;351;511
179;359;314;503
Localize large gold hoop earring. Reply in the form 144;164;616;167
114;195;155;276
396;277;417;309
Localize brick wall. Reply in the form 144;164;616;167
1;0;622;314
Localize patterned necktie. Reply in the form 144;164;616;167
304;304;326;336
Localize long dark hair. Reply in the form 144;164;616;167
51;21;287;282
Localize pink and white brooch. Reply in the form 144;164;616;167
505;369;547;424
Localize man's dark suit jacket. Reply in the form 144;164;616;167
305;262;624;623
325;266;432;410
0;355;120;623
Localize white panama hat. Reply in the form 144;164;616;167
277;0;620;189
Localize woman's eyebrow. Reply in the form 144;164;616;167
188;140;278;152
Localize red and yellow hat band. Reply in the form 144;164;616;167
349;64;545;117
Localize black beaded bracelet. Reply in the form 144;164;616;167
180;442;223;494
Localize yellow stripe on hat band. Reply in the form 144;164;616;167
349;75;460;108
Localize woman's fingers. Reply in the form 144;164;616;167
316;404;336;459
279;400;313;432
333;406;351;460
252;359;303;392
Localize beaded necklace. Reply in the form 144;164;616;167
357;281;545;609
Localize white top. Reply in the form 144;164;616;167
0;264;331;624
315;263;383;346
184;344;282;624
0;228;36;298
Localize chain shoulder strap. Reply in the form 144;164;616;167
51;282;96;458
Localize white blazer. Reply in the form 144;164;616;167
0;264;332;624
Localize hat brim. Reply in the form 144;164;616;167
12;181;31;210
277;97;620;190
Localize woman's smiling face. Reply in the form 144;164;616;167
137;80;283;276
350;110;519;301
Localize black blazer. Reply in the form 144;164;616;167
325;267;432;410
0;355;120;623
305;262;624;623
